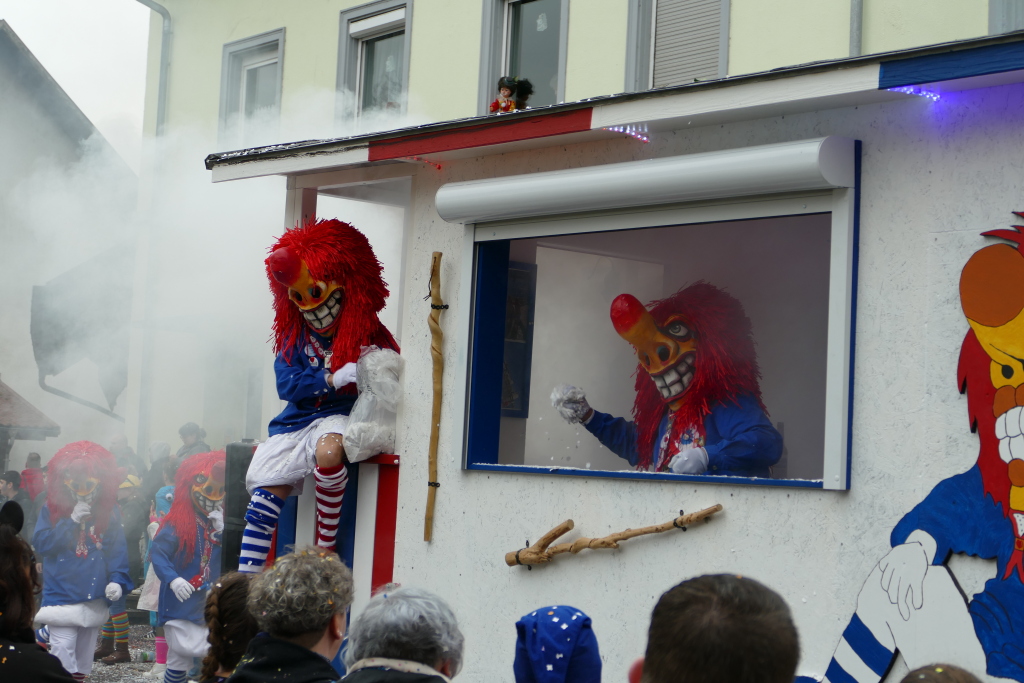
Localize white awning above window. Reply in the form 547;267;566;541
349;8;406;39
435;136;856;224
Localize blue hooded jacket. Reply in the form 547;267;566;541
514;606;601;683
33;503;132;607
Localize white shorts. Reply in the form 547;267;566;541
246;414;349;494
164;619;209;671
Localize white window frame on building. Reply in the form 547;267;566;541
478;0;569;115
625;0;730;92
338;0;413;117
218;28;285;144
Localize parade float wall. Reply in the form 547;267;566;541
376;79;1024;682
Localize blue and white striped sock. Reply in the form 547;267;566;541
163;668;187;683
238;488;284;573
823;614;895;683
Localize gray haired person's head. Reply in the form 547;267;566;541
247;546;354;640
344;586;465;675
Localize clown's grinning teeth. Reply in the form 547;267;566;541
194;492;218;513
652;353;695;400
302;290;342;330
995;406;1024;463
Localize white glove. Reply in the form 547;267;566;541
170;577;194;602
105;582;122;601
331;362;359;389
877;530;936;620
70;502;92;524
551;385;593;424
668;447;709;474
209;507;224;534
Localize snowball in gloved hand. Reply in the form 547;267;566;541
170;577;194;602
668;447;709;474
105;582;122;601
551;385;593;424
209;507;224;533
70;502;92;524
331;362;359;389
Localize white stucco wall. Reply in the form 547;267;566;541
386;81;1024;682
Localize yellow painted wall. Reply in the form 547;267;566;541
565;0;629;102
405;0;483;123
728;0;851;76
862;0;988;55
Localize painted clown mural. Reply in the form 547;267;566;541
553;282;783;476
809;221;1024;683
238;218;399;573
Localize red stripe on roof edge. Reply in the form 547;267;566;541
368;108;594;161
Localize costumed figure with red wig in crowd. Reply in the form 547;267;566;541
552;282;783;476
32;441;132;681
238;218;400;573
149;450;225;683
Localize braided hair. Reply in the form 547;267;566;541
200;572;259;682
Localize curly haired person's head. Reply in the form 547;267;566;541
632;574;799;683
201;572;260;681
247;546;354;646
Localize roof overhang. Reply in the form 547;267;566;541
206;31;1024;182
0;379;60;441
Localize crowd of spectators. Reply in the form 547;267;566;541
0;433;991;683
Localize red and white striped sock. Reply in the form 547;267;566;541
314;463;348;550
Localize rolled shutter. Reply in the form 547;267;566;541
653;0;722;88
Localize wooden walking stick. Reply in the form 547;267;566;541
424;252;445;541
505;504;723;566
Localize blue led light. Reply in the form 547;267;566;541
888;85;941;102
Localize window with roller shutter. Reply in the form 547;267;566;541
652;0;727;88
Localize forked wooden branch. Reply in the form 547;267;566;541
504;504;723;567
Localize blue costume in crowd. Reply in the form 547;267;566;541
585;394;783;477
34;504;132;609
150;520;222;625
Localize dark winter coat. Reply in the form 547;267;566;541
226;634;340;683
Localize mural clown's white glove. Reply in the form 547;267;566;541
551;385;593;424
877;530;937;621
105;582;122;601
209;506;224;534
331;362;359;389
668;447;709;474
70;502;91;524
170;577;194;603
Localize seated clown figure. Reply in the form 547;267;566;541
239;218;398;573
150;450;225;683
553;282;783;476
32;441;133;681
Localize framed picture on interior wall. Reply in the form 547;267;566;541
501;261;537;418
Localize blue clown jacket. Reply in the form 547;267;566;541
33;503;132;607
150;520;222;625
268;331;357;437
584;393;782;477
891;465;1024;679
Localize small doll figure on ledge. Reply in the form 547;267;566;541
489;76;533;114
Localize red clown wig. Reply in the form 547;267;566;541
632;282;765;470
267;218;397;372
46;441;120;534
156;450;225;564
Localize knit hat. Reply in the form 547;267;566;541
155;484;174;518
514;605;601;683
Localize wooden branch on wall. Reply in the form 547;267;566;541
424;252;445;542
505;504;723;567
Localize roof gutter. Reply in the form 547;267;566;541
135;0;171;136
